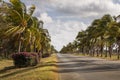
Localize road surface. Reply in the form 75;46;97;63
57;53;120;80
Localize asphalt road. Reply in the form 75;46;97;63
57;53;120;80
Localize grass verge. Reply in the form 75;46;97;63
0;54;59;80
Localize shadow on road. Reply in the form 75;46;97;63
57;54;120;73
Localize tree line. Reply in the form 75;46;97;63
60;14;120;60
0;0;57;59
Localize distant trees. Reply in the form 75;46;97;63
60;41;78;53
60;14;120;60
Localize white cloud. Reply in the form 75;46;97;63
7;0;120;51
41;13;87;50
39;13;53;23
52;21;87;51
46;0;120;18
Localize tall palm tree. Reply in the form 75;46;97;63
76;31;87;54
1;0;42;52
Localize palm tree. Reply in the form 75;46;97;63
114;15;120;59
0;0;53;60
92;14;113;57
1;0;42;53
61;14;120;60
76;31;87;54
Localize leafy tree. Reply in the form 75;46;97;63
61;14;120;60
0;0;54;59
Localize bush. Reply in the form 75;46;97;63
30;52;39;66
12;52;39;67
42;53;50;58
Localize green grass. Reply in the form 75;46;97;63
0;54;59;80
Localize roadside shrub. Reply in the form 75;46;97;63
12;52;39;67
42;53;50;58
30;52;39;66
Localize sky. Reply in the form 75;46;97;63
4;0;120;51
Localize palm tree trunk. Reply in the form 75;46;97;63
41;47;43;57
97;49;99;57
117;51;120;60
81;46;84;55
117;45;120;60
100;45;103;57
100;36;104;57
105;43;107;57
34;43;36;52
93;49;95;56
92;45;95;56
109;46;112;58
24;48;27;52
18;40;21;53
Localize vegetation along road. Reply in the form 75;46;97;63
57;53;120;80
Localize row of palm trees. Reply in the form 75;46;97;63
0;0;56;58
60;14;120;59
